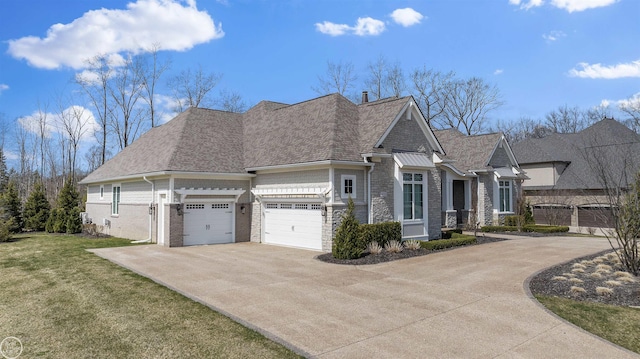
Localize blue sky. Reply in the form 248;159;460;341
0;0;638;162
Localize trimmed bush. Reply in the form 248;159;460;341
332;197;362;259
481;225;569;233
441;228;462;239
359;221;401;247
420;235;476;250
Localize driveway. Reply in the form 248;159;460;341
90;236;638;358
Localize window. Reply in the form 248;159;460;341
99;185;104;200
111;185;121;215
341;175;357;199
403;173;423;220
499;180;511;212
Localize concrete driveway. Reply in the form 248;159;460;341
91;236;638;358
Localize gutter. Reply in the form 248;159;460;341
132;176;154;244
363;155;376;224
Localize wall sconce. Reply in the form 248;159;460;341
148;205;155;216
321;205;327;217
176;204;183;216
240;205;246;214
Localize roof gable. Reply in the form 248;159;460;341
434;129;513;172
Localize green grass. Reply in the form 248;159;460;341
536;295;640;353
0;233;302;358
481;225;570;233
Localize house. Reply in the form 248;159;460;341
80;92;447;251
433;129;526;228
512;118;640;231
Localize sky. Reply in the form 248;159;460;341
0;0;639;166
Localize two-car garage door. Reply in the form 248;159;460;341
183;203;233;246
264;203;322;250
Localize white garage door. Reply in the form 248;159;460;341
183;203;233;246
264;203;322;250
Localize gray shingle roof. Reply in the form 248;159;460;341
81;94;415;183
81;108;244;183
433;129;503;171
512;119;640;190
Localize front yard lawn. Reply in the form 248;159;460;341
536;296;640;353
0;233;301;358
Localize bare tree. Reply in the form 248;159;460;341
76;54;114;166
492;116;553;144
34;100;50;178
582;133;640;275
0;112;8;149
218;89;247;113
137;44;171;128
385;62;407;98
56;95;92;182
440;77;503;135
364;55;387;100
312;60;357;96
619;95;640;134
410;67;454;127
167;65;222;112
109;54;145;149
545;105;587;134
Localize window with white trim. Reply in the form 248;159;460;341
499;180;512;212
111;185;121;215
403;173;423;220
99;185;104;200
341;175;357;199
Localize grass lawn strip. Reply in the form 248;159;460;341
0;233;301;358
536;296;640;354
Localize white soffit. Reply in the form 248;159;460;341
394;152;435;169
251;187;331;197
174;188;246;203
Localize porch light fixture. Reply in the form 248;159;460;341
240;205;246;214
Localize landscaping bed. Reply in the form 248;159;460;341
317;234;506;265
529;250;640;307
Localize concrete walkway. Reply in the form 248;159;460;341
90;236;638;358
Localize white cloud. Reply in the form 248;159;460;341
390;8;424;27
0;84;8;95
316;16;385;37
542;30;566;42
509;0;617;12
315;21;351;36
353;17;385;36
509;0;544;10
18;106;99;141
8;0;223;69
494;69;504;75
569;59;640;79
550;0;618;12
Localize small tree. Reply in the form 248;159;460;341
23;182;51;231
1;181;22;233
0;216;14;242
66;207;83;234
610;173;640;275
51;178;81;234
332;197;362;259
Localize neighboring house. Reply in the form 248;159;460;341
512;118;640;231
80;93;446;251
433;129;526;228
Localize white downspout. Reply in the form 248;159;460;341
364;156;375;224
132;176;154;243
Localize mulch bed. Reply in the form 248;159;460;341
316;235;506;265
529;250;640;307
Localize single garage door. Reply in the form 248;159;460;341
264;203;322;250
183;203;233;246
578;207;615;228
